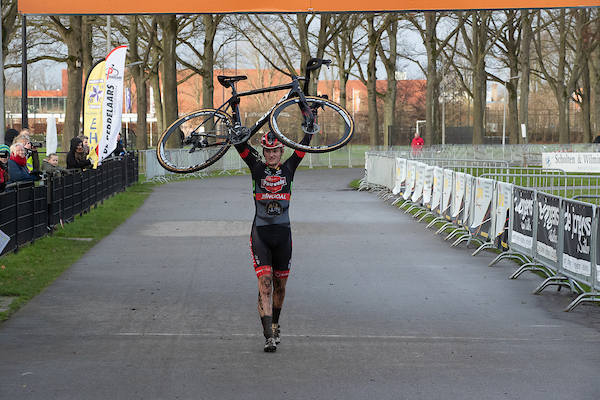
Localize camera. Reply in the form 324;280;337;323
31;141;43;149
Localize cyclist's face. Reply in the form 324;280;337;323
263;148;283;168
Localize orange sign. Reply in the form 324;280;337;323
18;0;600;14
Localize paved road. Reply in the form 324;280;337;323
1;168;599;399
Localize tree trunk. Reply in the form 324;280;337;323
201;15;218;109
158;15;179;147
129;15;148;150
518;10;532;144
56;16;84;153
470;12;489;145
424;13;438;145
366;16;380;147
581;56;592;143
149;72;163;136
379;18;397;148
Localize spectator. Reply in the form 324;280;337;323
13;132;40;173
7;143;41;184
66;137;92;170
0;144;10;192
4;128;19;146
593;132;600;144
112;132;126;157
42;153;71;176
411;131;424;156
77;134;90;159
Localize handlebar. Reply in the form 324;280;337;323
304;58;331;95
306;58;332;71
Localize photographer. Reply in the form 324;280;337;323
13;132;41;173
0;144;10;192
7;143;41;184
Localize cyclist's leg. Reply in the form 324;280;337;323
250;226;275;338
271;226;293;342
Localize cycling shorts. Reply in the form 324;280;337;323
250;224;292;279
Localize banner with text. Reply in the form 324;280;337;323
457;174;473;229
562;199;593;277
511;187;535;252
392;157;406;195
470;177;494;241
98;46;128;163
493;182;512;250
431;167;444;216
422;166;435;209
543;152;600;173
536;192;561;265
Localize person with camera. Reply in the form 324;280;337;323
0;144;10;192
13;132;41;173
7;143;41;184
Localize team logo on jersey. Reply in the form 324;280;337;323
266;201;283;216
261;175;287;193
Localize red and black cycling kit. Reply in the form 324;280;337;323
235;139;308;279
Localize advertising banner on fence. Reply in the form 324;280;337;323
451;172;466;221
403;161;417;201
511;187;535;251
536;192;560;263
562;199;593;277
458;174;473;228
431;167;444;215
422;166;434;209
470;177;494;240
392;158;406;195
542;152;600;173
493;182;512;250
442;169;453;220
597;208;600;285
412;162;427;204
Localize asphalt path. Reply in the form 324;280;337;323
1;167;599;399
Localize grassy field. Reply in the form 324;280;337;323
0;183;153;322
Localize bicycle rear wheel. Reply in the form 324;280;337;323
268;96;354;153
156;109;233;173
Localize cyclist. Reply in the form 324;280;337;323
235;131;311;352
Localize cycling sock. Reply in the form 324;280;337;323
261;316;273;338
273;307;282;325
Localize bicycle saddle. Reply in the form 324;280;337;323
217;75;247;88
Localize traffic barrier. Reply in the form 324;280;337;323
362;153;600;312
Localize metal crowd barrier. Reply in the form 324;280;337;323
361;152;599;312
0;153;138;256
141;145;365;182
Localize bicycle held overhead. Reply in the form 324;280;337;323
156;58;355;173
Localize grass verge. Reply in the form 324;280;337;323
0;183;153;322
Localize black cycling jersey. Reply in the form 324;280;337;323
235;137;309;278
235;143;306;227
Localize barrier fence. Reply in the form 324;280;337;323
0;153;139;256
140;145;365;182
361;152;599;312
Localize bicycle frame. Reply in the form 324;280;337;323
196;76;311;147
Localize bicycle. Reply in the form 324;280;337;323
156;58;355;173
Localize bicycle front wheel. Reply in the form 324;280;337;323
269;96;354;153
156;109;233;173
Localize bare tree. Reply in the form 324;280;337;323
49;16;84;150
533;9;588;144
406;12;462;145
